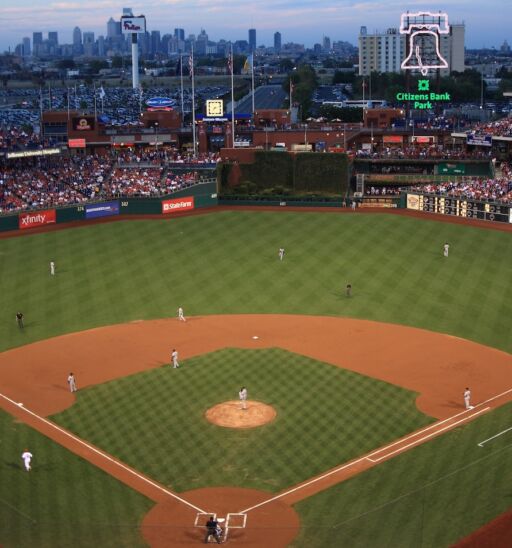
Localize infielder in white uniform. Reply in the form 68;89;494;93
278;248;285;261
178;307;186;321
50;261;55;275
464;387;473;409
172;349;179;368
239;387;248;410
443;243;450;257
21;450;33;471
68;372;77;393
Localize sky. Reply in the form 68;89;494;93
0;0;510;52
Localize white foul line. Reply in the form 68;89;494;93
366;407;490;462
239;406;491;514
0;392;206;514
478;427;512;447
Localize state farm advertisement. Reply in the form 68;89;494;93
162;197;195;214
19;209;56;230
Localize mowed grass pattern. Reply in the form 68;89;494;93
0;212;510;353
52;348;432;492
291;401;512;548
0;409;152;548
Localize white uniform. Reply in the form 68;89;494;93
21;451;33;471
50;261;55;275
278;248;285;261
239;388;248;409
178;307;186;321
68;374;77;393
443;244;449;257
464;388;473;410
172;350;179;368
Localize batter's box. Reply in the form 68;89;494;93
194;512;216;527
226;513;247;529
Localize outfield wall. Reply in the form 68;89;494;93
0;182;218;234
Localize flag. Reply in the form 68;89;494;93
227;52;233;75
99;86;106;99
243;54;253;73
176;56;181;76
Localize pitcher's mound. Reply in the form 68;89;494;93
205;400;276;428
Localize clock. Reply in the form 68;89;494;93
206;99;224;117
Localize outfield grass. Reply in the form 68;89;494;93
291;401;512;548
0;212;510;353
52;348;432;492
0;409;152;548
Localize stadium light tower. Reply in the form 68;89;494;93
121;11;146;89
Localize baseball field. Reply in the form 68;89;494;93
0;209;511;547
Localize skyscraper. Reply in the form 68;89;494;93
48;32;59;46
274;32;281;52
83;31;95;56
107;17;120;38
248;28;256;52
174;28;185;41
322;36;331;52
22;37;31;56
32;32;42;55
73;26;82;46
151;30;161;54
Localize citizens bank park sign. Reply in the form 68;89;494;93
396;79;450;109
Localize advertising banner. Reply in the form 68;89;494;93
72;117;95;131
406;194;421;211
7;148;61;159
121;16;146;34
466;133;492;147
19;209;56;230
68;138;86;148
438;163;466;175
162;197;195;214
85;201;120;219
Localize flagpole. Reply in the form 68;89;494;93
289;78;292;111
230;44;235;148
39;86;43;134
93;83;97;119
191;44;197;157
67;88;70;120
180;54;184;129
48;83;52;110
251;54;255;117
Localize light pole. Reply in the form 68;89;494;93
304;123;308;147
155;121;159;151
480;69;484;109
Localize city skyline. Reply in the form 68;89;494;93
0;0;510;53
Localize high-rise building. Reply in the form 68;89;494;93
73;27;82;46
83;32;95;56
248;28;256;52
151;30;161;54
48;32;58;46
98;35;105;57
107;17;120;38
32;32;43;55
358;22;465;76
322;36;331;52
22;37;31;56
174;28;185;41
274;31;281;52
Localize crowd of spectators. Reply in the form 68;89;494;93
0;152;216;213
0;127;56;153
408;164;512;204
356;145;493;160
466;118;512;138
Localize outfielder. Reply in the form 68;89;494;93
21;449;33;472
178;307;186;322
278;248;285;261
50;261;55;276
68;372;77;393
443;243;450;257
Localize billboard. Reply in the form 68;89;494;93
146;97;175;109
162;197;195;214
72;117;95;131
68;138;86;148
6;148;61;159
85;201;120;219
19;209;56;230
466;133;492;147
121;16;146;34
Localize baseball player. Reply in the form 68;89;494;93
178;307;186;322
464;387;474;410
171;349;179;368
15;312;24;329
443;243;450;257
278;248;285;261
239;387;248;410
21;449;33;472
346;284;352;297
67;372;77;393
50;261;55;276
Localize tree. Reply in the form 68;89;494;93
284;64;319;120
111;56;123;69
279;58;294;72
332;70;355;85
57;59;76;70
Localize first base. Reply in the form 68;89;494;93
252;336;259;340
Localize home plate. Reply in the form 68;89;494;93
252;336;259;340
18;402;24;407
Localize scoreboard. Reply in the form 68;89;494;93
406;193;511;223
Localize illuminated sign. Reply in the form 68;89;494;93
400;11;449;76
395;80;451;109
146;97;175;109
206;100;224;117
7;148;61;159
